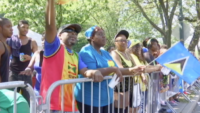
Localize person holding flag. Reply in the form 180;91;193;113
156;42;200;86
127;39;162;113
143;38;170;111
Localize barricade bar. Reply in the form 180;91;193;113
44;75;136;113
42;72;185;113
26;84;37;113
0;81;25;89
0;81;36;113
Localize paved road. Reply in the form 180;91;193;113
193;103;200;113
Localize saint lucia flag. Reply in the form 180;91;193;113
156;42;200;84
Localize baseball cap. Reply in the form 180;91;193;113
114;30;129;39
129;39;140;48
57;24;82;35
85;25;97;39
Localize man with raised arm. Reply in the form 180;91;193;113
41;0;107;113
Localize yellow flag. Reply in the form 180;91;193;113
164;63;182;75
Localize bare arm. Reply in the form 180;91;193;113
79;68;104;82
145;65;161;73
23;39;38;62
45;0;57;43
31;39;38;53
26;51;37;70
111;51;123;68
119;66;145;75
0;42;5;82
79;67;118;77
111;50;145;75
80;66;145;82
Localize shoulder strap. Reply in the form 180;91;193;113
131;54;142;66
115;50;126;61
115;50;133;67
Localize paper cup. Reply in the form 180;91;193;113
108;74;119;89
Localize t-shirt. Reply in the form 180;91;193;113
144;51;155;65
0;89;27;108
40;37;87;112
131;54;148;91
75;44;117;107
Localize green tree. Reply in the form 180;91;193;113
0;0;162;49
0;0;46;33
185;0;200;52
131;0;179;47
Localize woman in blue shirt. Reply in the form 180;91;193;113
75;26;146;113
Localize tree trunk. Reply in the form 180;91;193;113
188;25;200;51
188;0;200;51
166;32;171;47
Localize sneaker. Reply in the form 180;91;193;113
174;98;180;102
158;108;166;113
184;91;190;95
169;101;178;106
161;101;167;107
165;109;173;113
161;103;167;107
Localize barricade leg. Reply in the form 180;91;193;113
165;101;177;113
0;81;36;113
181;93;191;102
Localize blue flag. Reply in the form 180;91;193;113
156;42;200;84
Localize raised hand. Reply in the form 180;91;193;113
19;68;33;76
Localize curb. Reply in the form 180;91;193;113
181;94;200;113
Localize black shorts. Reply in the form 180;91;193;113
76;101;113;113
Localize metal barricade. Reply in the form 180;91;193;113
38;72;192;113
38;74;152;113
0;81;36;113
39;76;113;113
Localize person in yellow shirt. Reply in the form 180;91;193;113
127;39;161;113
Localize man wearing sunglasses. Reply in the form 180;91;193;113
40;0;105;113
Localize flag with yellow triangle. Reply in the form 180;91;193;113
156;42;200;84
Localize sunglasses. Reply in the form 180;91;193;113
115;40;128;43
61;28;78;34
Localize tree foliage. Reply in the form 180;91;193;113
0;0;164;50
131;0;179;47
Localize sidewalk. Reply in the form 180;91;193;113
171;92;200;113
193;102;200;113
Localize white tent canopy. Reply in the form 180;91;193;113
12;26;43;49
